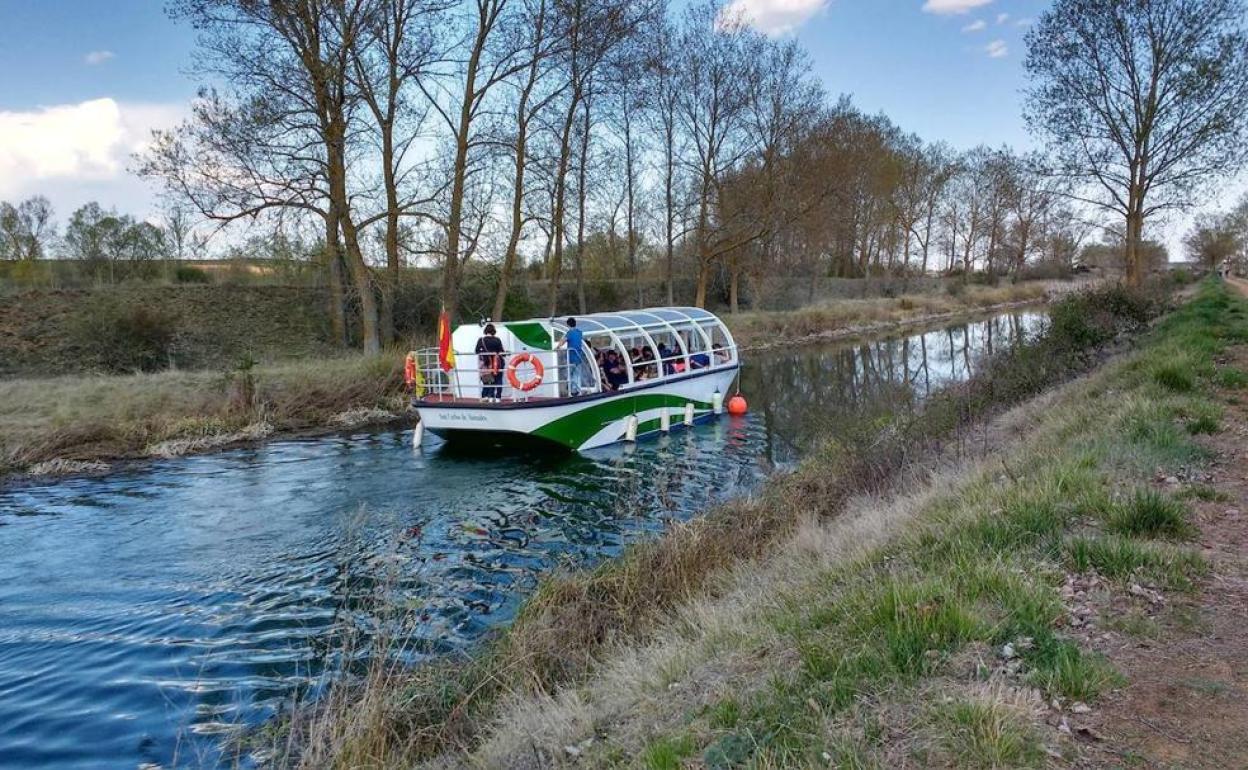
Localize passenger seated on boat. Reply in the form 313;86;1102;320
713;342;731;364
657;342;677;375
689;352;710;369
638;346;659;379
603;350;629;390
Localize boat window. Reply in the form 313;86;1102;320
698;321;735;365
588;333;631;390
646;328;686;376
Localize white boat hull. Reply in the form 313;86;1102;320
415;367;739;451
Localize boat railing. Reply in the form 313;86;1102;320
410;346;594;402
409;340;738;404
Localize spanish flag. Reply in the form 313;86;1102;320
437;309;456;372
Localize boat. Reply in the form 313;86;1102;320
409;307;740;451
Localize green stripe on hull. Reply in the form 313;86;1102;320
532;393;712;448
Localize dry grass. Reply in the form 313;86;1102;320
0;353;408;475
431;284;1230;768
268;283;1156;768
726;282;1053;350
431;281;1231;768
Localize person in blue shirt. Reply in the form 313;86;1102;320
558;317;586;395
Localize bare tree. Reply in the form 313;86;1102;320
349;0;444;343
1025;0;1248;286
674;1;762;307
491;0;561;321
0;196;54;261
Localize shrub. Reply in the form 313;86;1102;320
174;264;212;284
73;299;179;373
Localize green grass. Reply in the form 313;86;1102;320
277;280;1247;768
1215;367;1248;389
1106;489;1197;540
1153;363;1196;392
1065;535;1207;590
929;698;1045;769
1181;484;1229;503
642;735;696;770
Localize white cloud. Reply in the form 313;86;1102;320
996;12;1010;24
1015;17;1034;27
84;50;115;66
985;39;1008;58
724;0;828;35
0;98;184;213
922;0;993;15
962;19;987;32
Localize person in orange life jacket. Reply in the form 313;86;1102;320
475;324;505;401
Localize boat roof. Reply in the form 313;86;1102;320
543;306;724;334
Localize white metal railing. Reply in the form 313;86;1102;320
409;340;738;403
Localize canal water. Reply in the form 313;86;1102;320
0;311;1044;769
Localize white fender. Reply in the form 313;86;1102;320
712;390;723;415
660;409;671;433
412;420;424;449
684;402;695;426
625;415;639;442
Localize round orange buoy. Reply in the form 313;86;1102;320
727;395;748;416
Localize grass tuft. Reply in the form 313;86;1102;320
642;735;696;770
1065;535;1207;590
1153;363;1196;392
930;697;1045;769
1215;366;1248;389
1107;489;1196;540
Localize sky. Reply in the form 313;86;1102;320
0;0;1231;256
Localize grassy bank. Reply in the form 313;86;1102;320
725;282;1051;350
269;282;1170;767
440;280;1241;768
0;355;407;476
0;282;1060;479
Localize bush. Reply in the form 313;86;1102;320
1048;284;1158;350
174;265;212;284
73;299;179;373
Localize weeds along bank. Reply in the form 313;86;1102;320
272;282;1175;768
0;356;407;477
0;282;1055;479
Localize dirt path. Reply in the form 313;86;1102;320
1075;326;1248;767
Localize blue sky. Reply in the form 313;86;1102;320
0;0;1218;254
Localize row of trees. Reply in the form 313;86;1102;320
139;0;1095;352
0;197;207;278
14;0;1238;354
1185;193;1248;272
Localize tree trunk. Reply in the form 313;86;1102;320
380;138;399;346
574;95;591;315
325;118;380;354
325;212;347;347
663;121;676;305
492;0;545;321
729;259;740;314
547;92;580;315
1125;209;1144;287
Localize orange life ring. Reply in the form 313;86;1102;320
403;352;417;386
506;352;545;392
